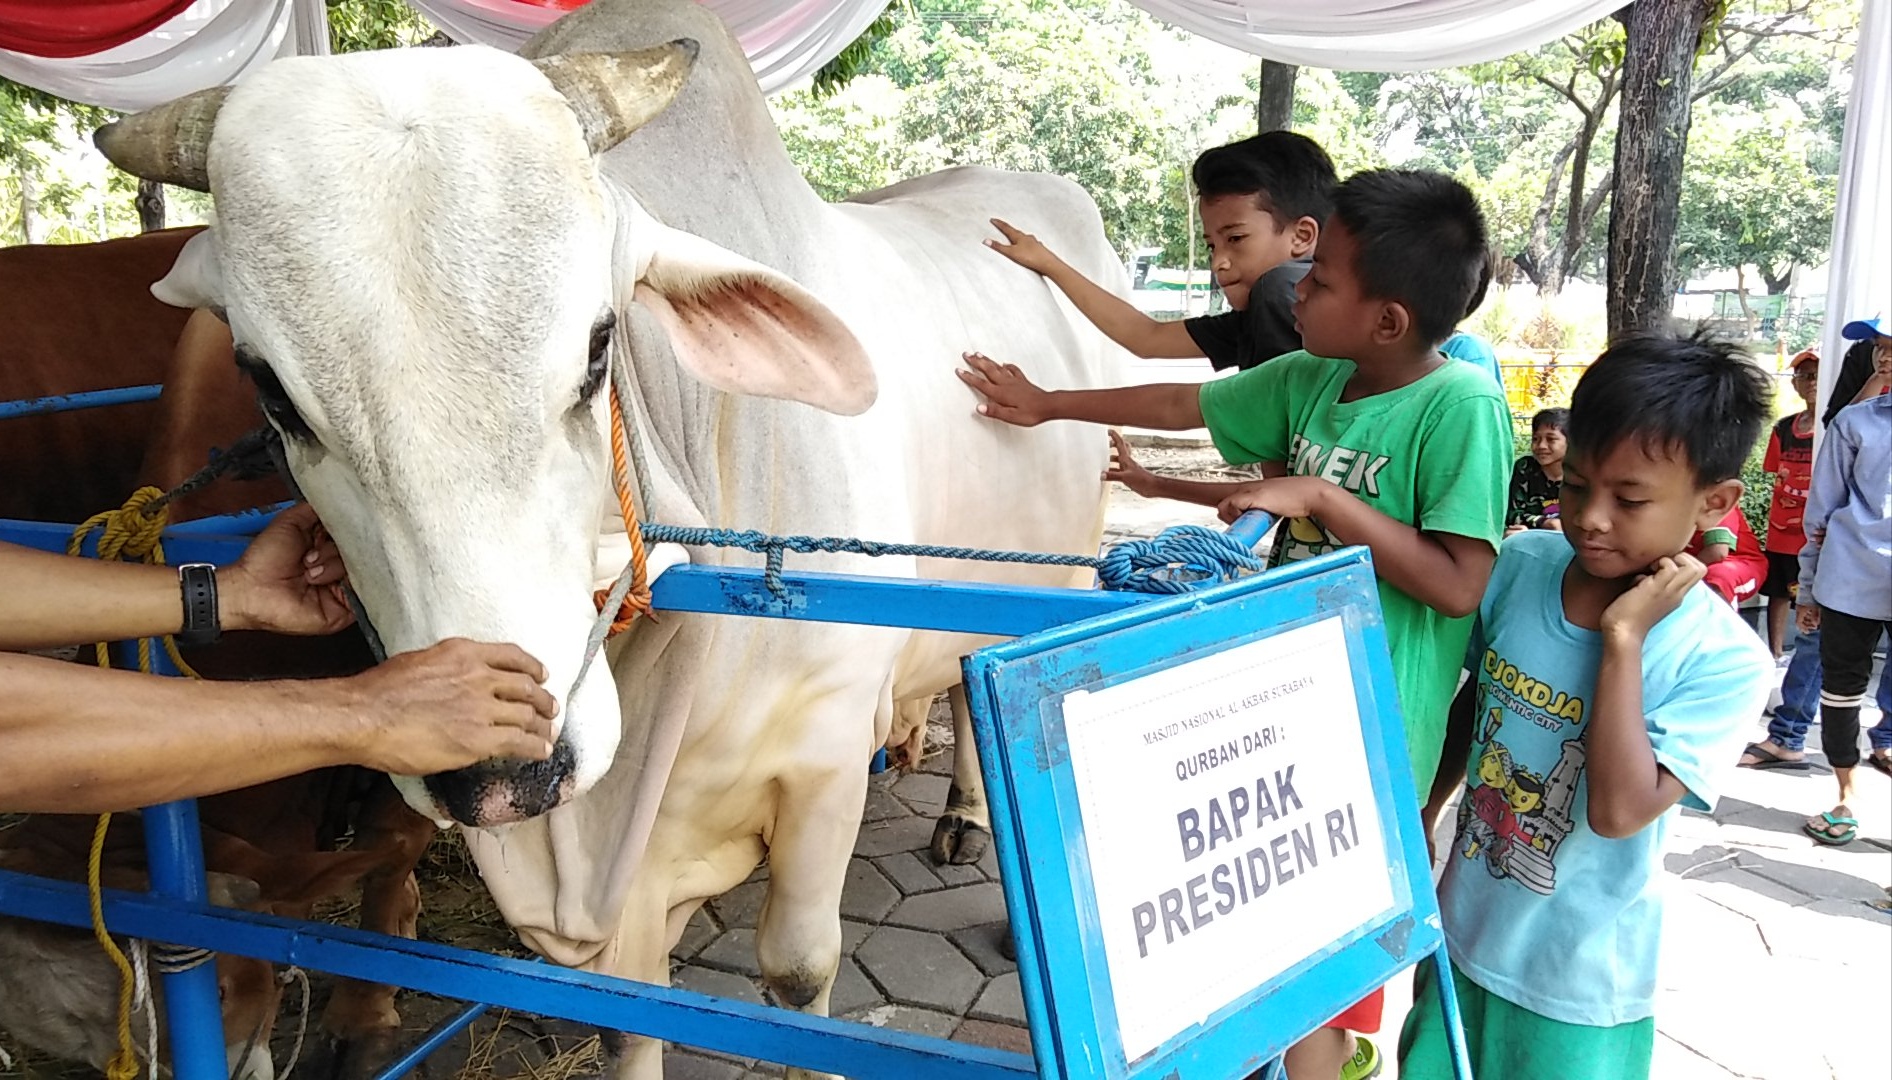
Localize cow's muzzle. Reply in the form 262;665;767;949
425;736;578;826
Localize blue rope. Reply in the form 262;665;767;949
638;522;1262;597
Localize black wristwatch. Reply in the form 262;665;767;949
177;563;221;646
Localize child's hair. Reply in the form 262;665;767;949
1531;408;1570;434
1566;329;1774;487
1191;132;1336;230
1328;169;1490;347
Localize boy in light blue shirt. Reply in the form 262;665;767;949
1400;332;1775;1080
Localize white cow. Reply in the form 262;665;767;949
97;0;1127;1074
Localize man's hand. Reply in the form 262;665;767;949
957;352;1056;427
984;218;1064;277
338;639;559;775
1697;542;1730;566
1797;601;1821;634
1600;555;1706;641
221;503;356;636
1104;430;1161;497
1217;477;1332;524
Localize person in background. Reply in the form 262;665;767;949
1760;351;1819;657
1823;316;1892;425
986;131;1336;373
1441;328;1504;388
1506;407;1569;535
1684;504;1769;607
1796;388;1892;844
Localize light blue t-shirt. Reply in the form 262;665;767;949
1440;331;1503;388
1440;531;1770;1027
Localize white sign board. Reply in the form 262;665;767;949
1061;615;1394;1062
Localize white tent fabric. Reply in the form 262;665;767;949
1817;0;1889;430
407;0;890;94
0;0;326;113
1131;0;1634;70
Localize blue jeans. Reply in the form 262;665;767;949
1766;626;1892;751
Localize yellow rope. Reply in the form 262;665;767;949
69;486;210;1078
88;813;141;1080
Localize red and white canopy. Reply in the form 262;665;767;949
0;0;1633;111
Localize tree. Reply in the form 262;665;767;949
1257;60;1297;132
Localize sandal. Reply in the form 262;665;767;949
1866;753;1892;778
1340;1036;1382;1080
1803;811;1858;846
1739;741;1810;771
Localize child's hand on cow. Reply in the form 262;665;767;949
958;352;1055;426
984;219;1062;276
343;639;558;774
1104;429;1161;496
1217;477;1331;524
1600;554;1706;642
222;502;357;637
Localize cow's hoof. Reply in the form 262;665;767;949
929;813;990;866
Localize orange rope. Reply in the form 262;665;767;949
595;387;653;634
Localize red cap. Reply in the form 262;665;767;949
1789;350;1818;371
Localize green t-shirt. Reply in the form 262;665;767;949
1199;351;1511;790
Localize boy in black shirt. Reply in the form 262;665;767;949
986;131;1336;372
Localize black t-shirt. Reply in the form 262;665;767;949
1182;258;1309;372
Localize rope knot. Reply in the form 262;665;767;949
74;486;170;563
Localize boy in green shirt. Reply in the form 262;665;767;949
959;169;1511;1080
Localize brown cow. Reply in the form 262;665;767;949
1;235;435;1075
0;815;407;1080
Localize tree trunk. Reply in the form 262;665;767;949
1608;0;1713;338
16;153;40;244
136;179;166;232
1760;264;1792;294
1257;60;1299;132
1734;264;1756;337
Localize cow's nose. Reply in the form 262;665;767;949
426;738;577;826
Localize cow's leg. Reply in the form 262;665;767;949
883;696;929;772
319;792;436;1080
929;684;990;866
597;883;677;1080
755;757;868;1080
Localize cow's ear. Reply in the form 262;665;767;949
151;229;225;311
633;224;876;416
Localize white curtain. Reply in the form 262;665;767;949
0;0;326;113
1129;0;1635;70
1818;0;1890;429
407;0;890;94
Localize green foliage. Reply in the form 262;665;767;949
812;6;900;97
1740;438;1773;540
326;0;435;52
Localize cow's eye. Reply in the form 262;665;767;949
238;353;314;442
578;313;615;406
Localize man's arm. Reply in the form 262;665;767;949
0;503;350;651
986;219;1201;359
958;353;1203;430
1219;478;1495;617
0;641;557;814
1425;678;1477;835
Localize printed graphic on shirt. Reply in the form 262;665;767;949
1453;650;1590;896
1272;434;1393;564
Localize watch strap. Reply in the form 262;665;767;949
177;563;221;646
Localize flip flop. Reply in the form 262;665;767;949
1803;811;1858;846
1739;742;1811;771
1866;754;1892;778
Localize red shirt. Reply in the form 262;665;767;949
1688;506;1767;567
1762;412;1815;554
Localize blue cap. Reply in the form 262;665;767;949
1841;316;1885;340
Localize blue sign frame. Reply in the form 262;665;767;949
965;547;1446;1080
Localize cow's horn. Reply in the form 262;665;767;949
532;39;699;156
92;86;230;193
